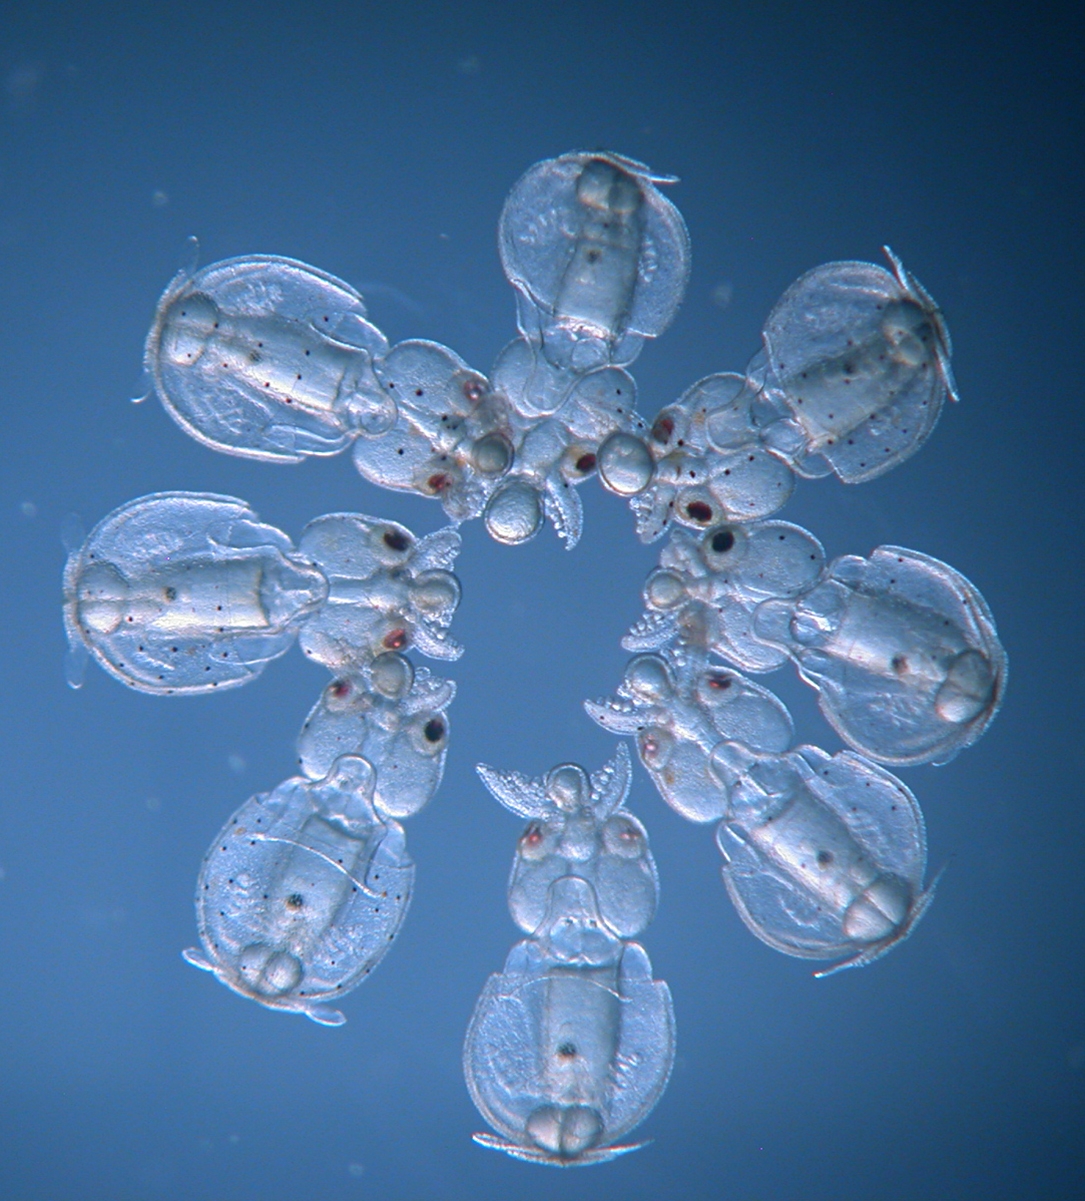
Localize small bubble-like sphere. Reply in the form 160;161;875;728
484;481;544;544
597;432;654;496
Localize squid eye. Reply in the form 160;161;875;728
650;414;675;444
461;375;486;403
409;711;449;758
522;823;544;848
603;816;645;858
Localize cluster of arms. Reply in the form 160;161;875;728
63;151;1004;1166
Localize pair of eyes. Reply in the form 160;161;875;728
518;819;643;853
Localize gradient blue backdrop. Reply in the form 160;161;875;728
1;3;1081;1198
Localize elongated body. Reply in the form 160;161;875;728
465;877;673;1166
149;256;393;461
499;151;690;371
63;492;325;694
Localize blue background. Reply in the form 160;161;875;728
1;3;1082;1198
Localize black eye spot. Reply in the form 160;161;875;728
424;718;445;743
383;529;410;552
164;586;177;601
686;501;713;523
556;1042;577;1059
575;453;597;473
711;529;735;554
817;850;834;868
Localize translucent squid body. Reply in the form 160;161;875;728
710;743;937;974
185;652;453;1019
64;493;464;694
464;886;674;1166
499;151;691;373
183;754;413;1026
585;653;793;822
754;248;958;483
64;493;461;1020
147;255;395;461
623;520;826;674
465;750;673;1165
297;654;454;820
755;545;1006;765
63;492;327;694
134;170;964;558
